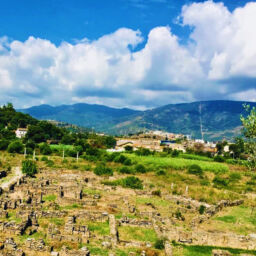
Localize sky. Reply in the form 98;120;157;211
0;0;256;109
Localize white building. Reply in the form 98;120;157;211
15;128;28;138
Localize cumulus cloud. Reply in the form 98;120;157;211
0;1;256;109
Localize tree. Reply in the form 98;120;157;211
39;143;52;155
7;141;24;153
22;160;37;177
240;104;256;170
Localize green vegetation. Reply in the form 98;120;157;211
119;226;158;243
103;176;143;190
94;164;113;176
43;194;56;202
88;221;110;236
126;154;228;173
22;160;37;177
188;164;203;176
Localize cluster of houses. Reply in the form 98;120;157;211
111;130;224;154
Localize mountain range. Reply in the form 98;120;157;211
19;100;256;141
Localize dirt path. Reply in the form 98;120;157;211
0;166;23;191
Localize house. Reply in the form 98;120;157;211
15;128;28;138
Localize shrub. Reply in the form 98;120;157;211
46;159;54;167
229;172;241;182
214;155;225;162
124;145;133;152
0;139;9;150
188;164;203;176
123;158;132;166
172;149;180;157
7;141;24;154
94;164;113;176
22;160;37;177
102;176;143;190
119;166;133;174
199;205;206;214
135;148;151;156
121;176;143;189
135;164;147;173
39;143;52;155
114;154;127;164
154;239;165;250
152;190;161;197
156;169;166;176
213;176;229;187
107;152;120;162
41;156;48;161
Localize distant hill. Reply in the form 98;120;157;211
19;100;256;140
19;103;140;133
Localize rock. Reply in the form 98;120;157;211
165;241;173;256
51;252;59;256
212;249;232;256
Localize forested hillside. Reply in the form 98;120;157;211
20;100;256;140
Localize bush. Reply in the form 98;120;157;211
121;176;143;189
22;160;37;177
40;143;52;155
119;166;133;174
41;156;48;161
156;169;166;176
7;141;24;154
135;148;151;156
94;164;113;176
172;149;180;157
154;239;165;250
114;154;127;164
152;190;161;197
46;159;54;167
135;164;147;173
214;155;225;162
123;158;132;166
229;172;241;182
188;164;203;176
107;152;120;162
0;139;9;150
213;176;229;187
199;205;206;214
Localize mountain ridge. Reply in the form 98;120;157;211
19;100;256;140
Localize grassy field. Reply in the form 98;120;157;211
126;154;228;173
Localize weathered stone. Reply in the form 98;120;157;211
212;250;232;256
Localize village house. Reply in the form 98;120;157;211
15;128;28;138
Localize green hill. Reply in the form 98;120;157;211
19;100;256;140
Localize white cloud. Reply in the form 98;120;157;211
0;1;256;109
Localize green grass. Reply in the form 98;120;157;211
61;203;83;210
179;154;213;162
214;215;237;224
43;194;56;202
88;221;110;236
86;245;109;256
119;226;158;243
179;244;256;256
126;154;228;173
49;217;64;226
136;196;170;208
20;231;46;243
49;144;74;151
211;206;256;235
83;188;102;195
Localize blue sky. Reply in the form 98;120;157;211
0;0;249;44
0;0;256;109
